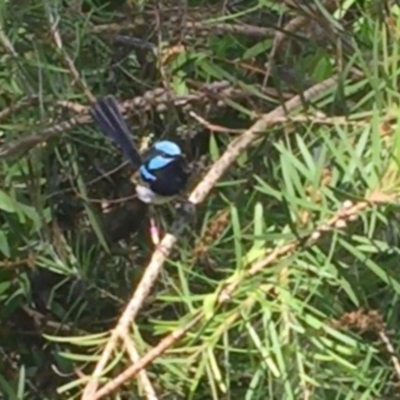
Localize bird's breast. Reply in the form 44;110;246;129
139;155;189;197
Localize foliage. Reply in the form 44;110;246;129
1;0;400;399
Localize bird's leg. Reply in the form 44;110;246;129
148;206;161;246
149;216;161;245
148;211;170;257
149;200;195;254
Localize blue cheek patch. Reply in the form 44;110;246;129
153;140;181;157
147;155;174;171
139;165;156;181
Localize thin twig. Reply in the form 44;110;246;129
263;15;309;88
0;25;18;57
89;21;275;39
45;2;95;103
0;113;91;159
189;110;373;134
0;96;39;122
121;335;158;400
189;111;244;133
379;330;400;384
0;23;34;95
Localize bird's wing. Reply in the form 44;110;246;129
90;96;142;169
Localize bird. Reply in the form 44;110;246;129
90;95;190;205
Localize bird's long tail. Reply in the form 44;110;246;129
90;96;142;169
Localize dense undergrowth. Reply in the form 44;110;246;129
1;0;400;399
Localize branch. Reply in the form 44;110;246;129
81;74;340;399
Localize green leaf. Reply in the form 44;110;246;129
209;133;220;162
0;374;18;400
0;281;11;297
0;229;10;257
203;293;218;320
0;190;19;213
243;39;272;60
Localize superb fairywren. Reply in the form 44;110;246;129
90;96;190;204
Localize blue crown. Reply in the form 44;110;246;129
153;140;182;157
